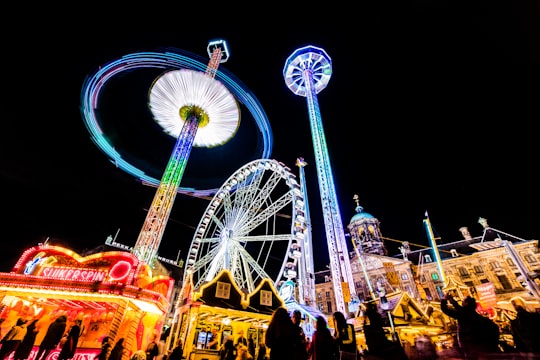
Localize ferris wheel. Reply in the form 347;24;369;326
184;159;308;293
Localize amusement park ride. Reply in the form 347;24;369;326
131;40;239;265
284;46;358;314
83;39;320;308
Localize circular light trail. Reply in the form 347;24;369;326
80;49;273;197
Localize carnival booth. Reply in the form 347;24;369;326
170;270;284;360
0;245;175;360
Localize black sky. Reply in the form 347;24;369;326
2;3;539;272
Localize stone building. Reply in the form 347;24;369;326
314;202;540;318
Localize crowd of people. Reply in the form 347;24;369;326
0;315;81;360
264;307;361;360
259;293;540;360
218;328;261;360
4;293;540;360
0;315;174;360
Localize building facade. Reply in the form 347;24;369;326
314;204;540;318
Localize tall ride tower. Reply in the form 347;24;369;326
131;40;239;265
284;46;357;314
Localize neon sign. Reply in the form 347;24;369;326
41;267;107;282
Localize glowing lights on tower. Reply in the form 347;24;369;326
131;40;240;265
284;46;357;314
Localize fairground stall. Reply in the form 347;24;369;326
0;244;175;360
169;270;284;360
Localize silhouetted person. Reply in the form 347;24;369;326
363;303;406;359
247;337;255;359
169;339;184;360
145;334;160;360
291;310;308;360
109;338;126;360
58;319;82;360
235;330;248;348
35;315;67;360
332;311;356;360
307;315;337;360
95;336;111;360
441;293;500;359
0;318;27;360
236;344;252;360
14;318;40;360
220;337;236;360
256;341;266;360
509;297;540;354
265;307;305;360
414;333;438;360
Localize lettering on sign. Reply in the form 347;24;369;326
41;267;107;282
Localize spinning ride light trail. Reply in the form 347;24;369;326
284;46;357;314
79;39;274;266
80;44;272;198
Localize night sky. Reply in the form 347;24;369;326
2;3;539;273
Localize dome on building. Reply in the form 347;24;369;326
350;205;375;222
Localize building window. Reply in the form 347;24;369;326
525;255;537;263
473;265;484;274
401;273;409;280
436;285;444;298
458;267;470;278
497;274;512;290
424;288;432;300
325;291;331;299
260;290;272;306
506;258;516;267
490;261;501;270
431;272;440;281
215;282;231;299
326;301;333;314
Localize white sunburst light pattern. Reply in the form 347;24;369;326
149;69;240;147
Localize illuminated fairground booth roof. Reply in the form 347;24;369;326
0;244;175;314
182;269;284;324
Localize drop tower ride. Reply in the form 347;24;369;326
284;46;357;314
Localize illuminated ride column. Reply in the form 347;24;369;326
284;46;357;314
132;40;240;265
295;157;317;306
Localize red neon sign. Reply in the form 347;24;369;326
41;267;107;282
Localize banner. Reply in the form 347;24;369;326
383;262;399;286
475;282;497;309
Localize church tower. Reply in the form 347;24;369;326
347;194;387;256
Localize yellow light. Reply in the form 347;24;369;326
131;299;163;315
